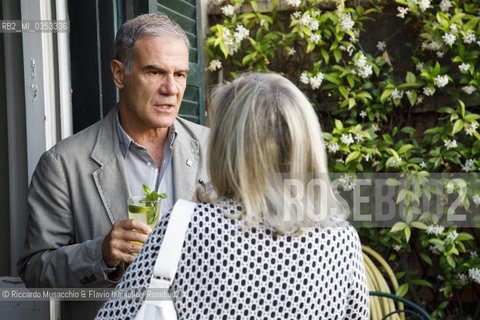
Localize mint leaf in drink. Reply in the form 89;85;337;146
140;184;167;203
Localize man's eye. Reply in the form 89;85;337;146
149;71;159;76
176;73;187;78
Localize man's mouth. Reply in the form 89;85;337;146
154;104;174;109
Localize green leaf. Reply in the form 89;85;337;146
142;184;151;194
395;283;409;297
380;89;394;103
321;48;329;64
398;144;413;154
429;239;444;246
390;221;407;233
251;0;258;11
335;119;343;131
345;151;361;164
383;134;393;145
348;98;356;109
446;256;456;268
410;221;428;230
456;232;474;241
339;86;348;99
459;100;466;118
411;279;433;288
385;178;401;186
324;74;341;86
404;226;411;242
406;71;416;83
419;253;432;265
452;119;464;135
333;49;342;62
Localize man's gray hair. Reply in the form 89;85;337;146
114;12;190;73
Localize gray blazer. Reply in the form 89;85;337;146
17;106;209;289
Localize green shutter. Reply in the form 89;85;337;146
155;0;206;125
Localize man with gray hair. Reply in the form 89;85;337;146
17;12;209;319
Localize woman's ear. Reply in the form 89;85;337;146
111;59;125;89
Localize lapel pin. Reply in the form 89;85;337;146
186;159;192;167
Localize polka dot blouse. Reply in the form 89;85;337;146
96;202;370;319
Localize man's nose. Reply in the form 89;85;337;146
159;75;178;95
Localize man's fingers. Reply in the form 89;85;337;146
116;219;152;235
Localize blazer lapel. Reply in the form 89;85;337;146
90;107;130;224
172;120;200;202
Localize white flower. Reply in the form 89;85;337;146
377;41;387;51
417;0;431;12
463;85;476;95
450;24;458;33
208;59;222;71
387;157;402;168
473;194;480;206
423;87;435;96
309;34;321;44
393;245;402;252
426;224;445;236
340;133;354;146
429;245;443;255
309;73;324;89
447;230;458;241
464;33;476;44
259;19;266;27
286;0;301;7
443;139;457;149
471;251;479;258
221;4;235;16
300;73;309;84
440;0;452;12
459;63;470;73
299;15;312;27
417;96;423;104
355;134;363;143
354;53;372;78
437;51;444;58
365;153;370;162
336;158;345;164
391;88;404;100
338;173;356;191
292;11;301;19
360;110;367;118
462;159;475;172
435;75;449;88
234;25;249;43
423;41;442;51
309;20;319;32
288;48;296;56
416;62;424;71
443;33;456;46
358;65;373;78
371;124;379;132
420;161;427;168
465;122;478;135
458;273;468;286
397;6;408;18
468;268;480;285
340;14;354;31
437;275;445;281
328;142;340;153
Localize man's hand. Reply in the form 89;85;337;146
102;219;152;267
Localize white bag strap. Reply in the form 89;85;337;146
151;199;196;285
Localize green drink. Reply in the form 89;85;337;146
127;197;161;229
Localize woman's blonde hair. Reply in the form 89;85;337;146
197;72;345;234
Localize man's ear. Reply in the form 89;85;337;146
111;59;125;89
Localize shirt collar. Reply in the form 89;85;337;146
116;109;177;158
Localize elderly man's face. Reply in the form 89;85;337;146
116;34;189;131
